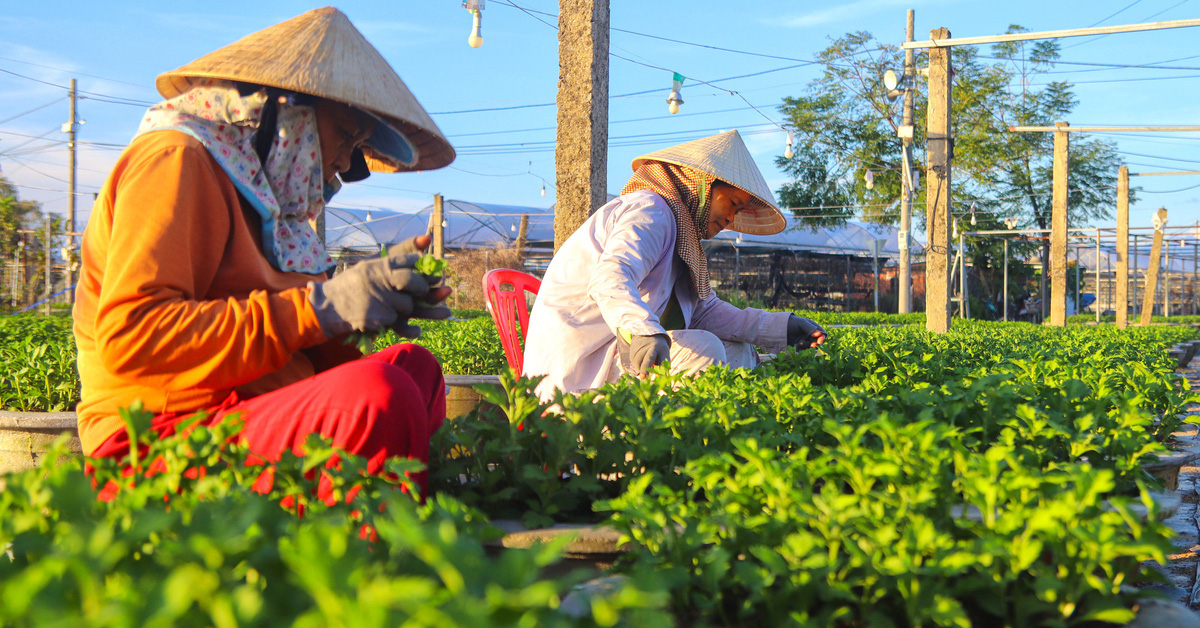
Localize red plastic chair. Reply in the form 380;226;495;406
482;269;541;374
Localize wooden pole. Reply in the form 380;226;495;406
554;0;609;251
432;194;445;260
925;27;953;334
1049;121;1069;326
1116;166;1129;328
1140;208;1167;326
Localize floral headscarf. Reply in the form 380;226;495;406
621;161;714;299
136;79;334;274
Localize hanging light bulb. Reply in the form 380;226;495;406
970;201;977;226
952;220;958;240
463;0;484;48
540;184;546;197
864;170;875;190
511;222;517;232
783;129;794;159
441;219;448;228
365;210;373;222
666;72;685;114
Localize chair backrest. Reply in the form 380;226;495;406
482;268;542;374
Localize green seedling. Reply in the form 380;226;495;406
346;251;448;353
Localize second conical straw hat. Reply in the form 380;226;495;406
156;6;454;173
632;130;786;236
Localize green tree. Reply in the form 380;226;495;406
0;175;49;306
778;28;1128;315
776;32;919;228
0;176;45;259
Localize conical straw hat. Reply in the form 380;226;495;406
632;130;786;236
156;6;454;173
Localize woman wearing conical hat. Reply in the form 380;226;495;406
74;8;455;496
523;130;827;398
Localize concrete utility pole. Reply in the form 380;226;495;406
1116;166;1130;328
898;9;915;314
65;78;77;305
431;194;445;260
924;27;953;334
554;0;609;252
515;214;529;268
1140;208;1167;326
1049;122;1069;326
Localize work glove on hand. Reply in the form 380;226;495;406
616;332;672;377
787;315;828;350
307;237;451;339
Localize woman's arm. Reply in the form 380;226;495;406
690;293;791;354
92;140;328;390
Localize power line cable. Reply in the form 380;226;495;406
0;56;152;90
0;97;67;126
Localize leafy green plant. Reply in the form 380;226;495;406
0;404;671;627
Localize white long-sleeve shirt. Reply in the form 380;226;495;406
522;190;790;398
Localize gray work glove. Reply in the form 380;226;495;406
616;332;672;376
307;238;451;338
787;315;827;349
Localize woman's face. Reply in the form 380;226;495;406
706;184;753;238
314;100;375;183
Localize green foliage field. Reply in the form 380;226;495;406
2;313;1197;625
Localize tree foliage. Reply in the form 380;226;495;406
0;175;45;262
776;32;917;228
777;27;1128;238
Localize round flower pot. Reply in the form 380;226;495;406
1142;425;1200;491
0;411;81;475
487;519;630;579
444;374;502;421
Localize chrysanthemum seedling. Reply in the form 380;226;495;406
345;251;447;353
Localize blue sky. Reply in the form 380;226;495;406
1;0;1198;237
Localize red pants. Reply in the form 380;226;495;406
92;343;446;495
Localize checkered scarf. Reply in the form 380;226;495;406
621;162;713;299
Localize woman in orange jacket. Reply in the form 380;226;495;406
73;8;455;496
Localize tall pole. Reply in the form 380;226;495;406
431;194;445;260
1049;121;1069;326
1095;227;1101;323
1115;167;1129;328
43;215;51;317
898;9;915;314
873;239;880;312
1164;240;1172;318
554;0;610;251
960;231;969;319
1140;208;1167;326
1074;250;1080;315
1003;239;1009;321
925;27;953;334
1193;236;1198;315
515;214;529;268
1132;234;1140;318
65;78;77;305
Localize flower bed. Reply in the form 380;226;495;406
2;314;1198;625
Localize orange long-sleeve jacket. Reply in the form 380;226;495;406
73;130;361;454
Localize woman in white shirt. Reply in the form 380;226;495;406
522;130;827;399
